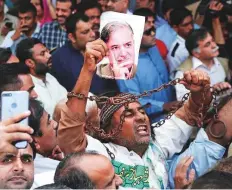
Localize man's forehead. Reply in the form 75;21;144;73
198;33;212;45
76;21;92;30
0;145;33;157
109;28;133;44
33;43;46;51
181;15;193;25
19;12;33;18
85;7;101;15
56;1;72;9
116;102;141;112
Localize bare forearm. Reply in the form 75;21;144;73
67;68;94;118
176;89;212;126
48;4;56;19
212;18;225;44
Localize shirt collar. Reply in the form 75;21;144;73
31;73;48;85
192;56;221;69
177;35;185;43
127;9;133;15
34;23;41;34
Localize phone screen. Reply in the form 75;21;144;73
1;91;29;149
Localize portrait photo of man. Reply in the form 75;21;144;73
96;12;144;80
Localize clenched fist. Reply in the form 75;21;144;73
84;39;108;73
180;70;210;93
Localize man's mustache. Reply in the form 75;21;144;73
212;46;219;53
57;16;66;19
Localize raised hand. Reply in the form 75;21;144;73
213;82;231;92
179;70;210;93
174;156;195;189
110;51;130;79
84;39;108;73
0;111;33;153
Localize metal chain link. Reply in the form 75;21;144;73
68;78;218;140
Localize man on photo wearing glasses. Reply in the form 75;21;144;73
117;8;178;123
98;21;136;80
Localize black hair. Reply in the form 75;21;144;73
0;48;12;64
162;0;183;15
28;142;37;159
16;38;42;63
169;8;192;26
29;99;44;137
75;0;102;13
185;28;209;55
55;168;95;189
18;2;37;17
65;12;89;35
133;8;155;22
0;63;30;94
57;0;75;11
191;170;232;189
36;183;71;189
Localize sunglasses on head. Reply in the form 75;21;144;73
143;27;156;36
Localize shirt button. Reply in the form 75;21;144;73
130;153;133;156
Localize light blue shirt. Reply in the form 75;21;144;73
168;128;226;188
117;46;175;123
155;16;168;28
156;23;200;50
156;23;177;50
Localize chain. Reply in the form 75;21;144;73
68;78;182;105
152;93;190;129
212;90;219;120
68;78;218;140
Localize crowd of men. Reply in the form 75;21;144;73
0;0;232;189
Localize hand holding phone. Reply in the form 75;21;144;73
0;111;33;153
1;91;30;149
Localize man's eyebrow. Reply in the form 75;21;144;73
21;154;33;158
27;86;35;92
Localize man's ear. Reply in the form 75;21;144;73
68;33;76;44
33;138;40;151
25;59;35;69
192;49;200;59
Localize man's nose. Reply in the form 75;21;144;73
30;89;38;99
93;17;100;24
115;175;123;187
107;0;113;7
119;46;127;56
45;51;51;59
57;10;63;16
90;29;96;39
21;19;26;25
188;23;193;31
135;111;146;122
13;158;24;173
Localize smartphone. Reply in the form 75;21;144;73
1;91;29;149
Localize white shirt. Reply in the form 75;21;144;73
31;73;67;116
85;115;193;189
32;154;59;188
32;171;55;189
175;57;226;100
167;35;189;77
